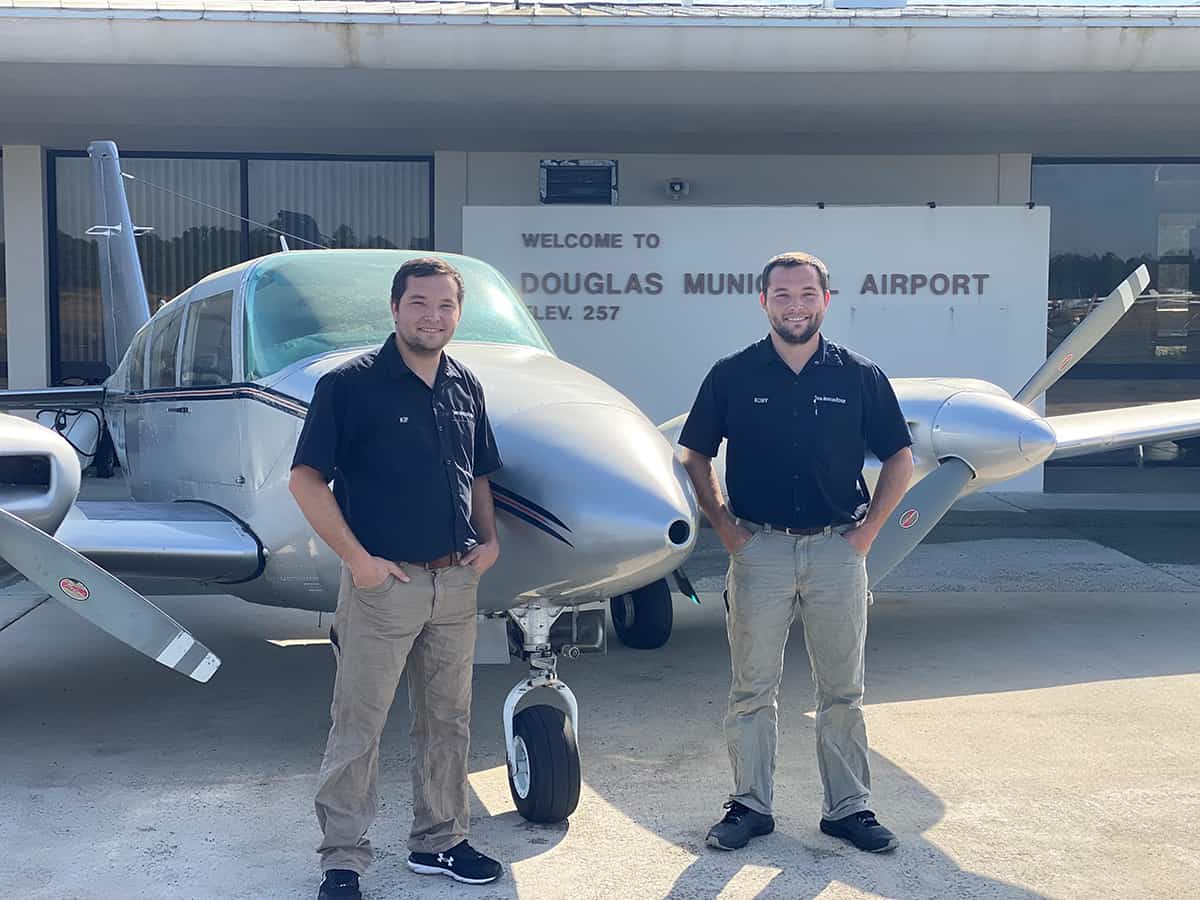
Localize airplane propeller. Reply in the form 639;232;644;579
867;266;1150;588
866;457;974;588
0;507;220;682
1013;265;1150;407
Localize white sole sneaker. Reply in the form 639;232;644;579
406;860;501;885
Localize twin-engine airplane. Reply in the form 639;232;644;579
3;141;1199;827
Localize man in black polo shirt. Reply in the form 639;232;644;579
679;251;914;854
290;257;504;898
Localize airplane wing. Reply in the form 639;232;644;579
0;385;106;411
56;501;264;585
1047;399;1200;460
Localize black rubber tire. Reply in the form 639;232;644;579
610;579;674;649
508;704;581;823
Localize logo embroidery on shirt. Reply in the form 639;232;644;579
398;416;409;423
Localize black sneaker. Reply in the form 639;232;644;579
407;840;503;885
706;800;776;850
317;868;361;900
820;810;899;853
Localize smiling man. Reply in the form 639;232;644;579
679;251;914;855
289;257;504;897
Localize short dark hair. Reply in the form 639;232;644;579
761;251;830;294
391;257;465;306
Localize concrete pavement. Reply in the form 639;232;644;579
2;480;1199;898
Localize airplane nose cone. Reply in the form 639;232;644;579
932;390;1062;483
1019;417;1058;465
490;401;699;601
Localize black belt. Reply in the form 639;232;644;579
749;521;832;537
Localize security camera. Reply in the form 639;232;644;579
666;178;690;200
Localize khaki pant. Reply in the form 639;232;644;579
315;562;480;875
724;522;871;820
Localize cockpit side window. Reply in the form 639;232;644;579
180;291;235;387
147;306;184;389
126;326;148;391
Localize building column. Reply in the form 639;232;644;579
998;154;1032;205
434;150;467;253
2;145;51;389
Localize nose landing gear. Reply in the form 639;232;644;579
503;602;581;822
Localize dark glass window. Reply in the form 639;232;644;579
147;304;185;389
53;157;240;382
49;153;432;384
127;326;147;391
246;159;431;257
1033;161;1200;468
181;291;235;387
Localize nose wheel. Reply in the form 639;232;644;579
504;603;582;823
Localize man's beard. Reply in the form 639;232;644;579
397;326;452;355
770;310;822;345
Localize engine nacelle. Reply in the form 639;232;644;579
0;413;83;536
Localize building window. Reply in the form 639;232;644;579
52;156;241;383
49;152;432;384
247;159;431;256
1032;162;1200;472
1033;160;1200;468
1035;162;1200;403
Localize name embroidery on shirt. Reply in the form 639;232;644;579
753;397;769;404
814;395;847;404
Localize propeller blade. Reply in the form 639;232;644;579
866;458;975;588
0;507;220;682
1013;265;1150;407
672;568;701;605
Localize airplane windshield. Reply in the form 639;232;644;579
243;249;552;380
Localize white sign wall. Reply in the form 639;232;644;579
464;205;1050;486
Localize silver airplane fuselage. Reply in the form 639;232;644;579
98;253;697;615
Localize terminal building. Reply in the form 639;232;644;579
1;0;1198;488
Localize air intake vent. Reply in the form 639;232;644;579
539;159;618;205
0;455;51;488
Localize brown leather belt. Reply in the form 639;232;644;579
419;552;461;571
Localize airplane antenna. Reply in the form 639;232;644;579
279;235;290;252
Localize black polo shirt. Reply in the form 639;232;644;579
291;336;502;563
679;335;911;529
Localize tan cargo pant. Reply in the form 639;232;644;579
314;562;480;875
724;521;871;821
